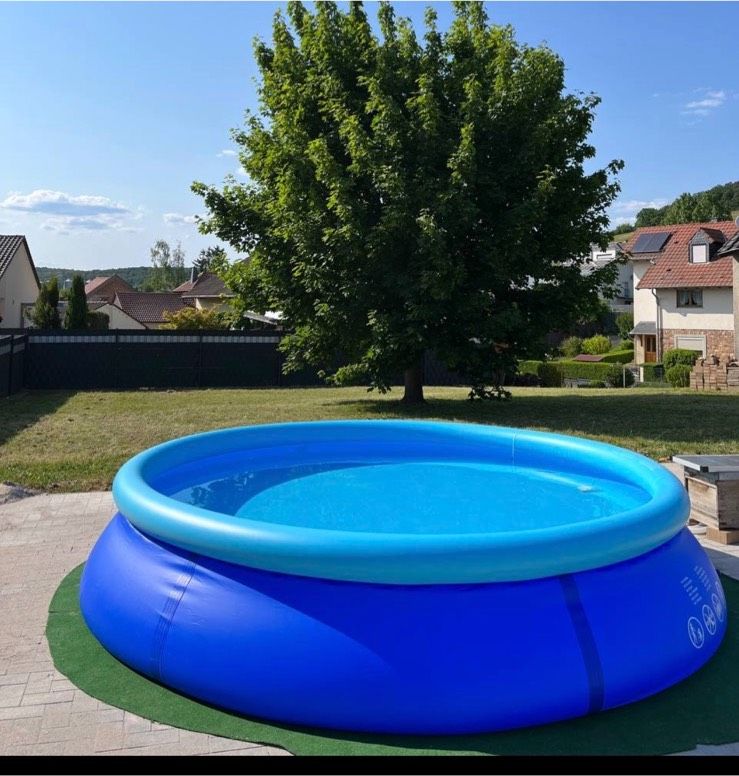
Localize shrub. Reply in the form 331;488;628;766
615;311;634;340
663;348;699;370
603;364;635;388
666;364;692;388
619;338;634;350
87;311;109;330
560;336;583;358
641;363;664;383
517;360;563;387
580;380;606;389
64;274;88;329
581;334;611;355
161;307;231;330
539;362;564;388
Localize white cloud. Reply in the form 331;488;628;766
1;189;130;217
1;189;143;233
683;89;727;116
163;212;198;225
610;198;669;225
217;149;237;157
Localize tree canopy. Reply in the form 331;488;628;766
194;1;622;402
635;183;739;228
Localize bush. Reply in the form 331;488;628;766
560;336;583;358
641;363;664;382
517;360;563;387
615;311;634;340
663;348;699;370
600;349;635;364
580;380;606;389
87;311;109;330
619;338;634;350
582;334;611;355
666;364;692;388
603;364;635;388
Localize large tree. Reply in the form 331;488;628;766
193;1;622;402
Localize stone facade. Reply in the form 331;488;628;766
661;328;736;359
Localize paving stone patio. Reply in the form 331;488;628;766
1;481;738;756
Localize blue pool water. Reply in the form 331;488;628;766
170;461;650;534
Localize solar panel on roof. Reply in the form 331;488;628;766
632;231;670;253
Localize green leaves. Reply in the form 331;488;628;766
193;1;621;398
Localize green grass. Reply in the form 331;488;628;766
3;385;739;492
47;564;739;755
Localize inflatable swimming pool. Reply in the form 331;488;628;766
80;421;727;734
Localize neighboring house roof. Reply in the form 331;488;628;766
84;274;135;301
0;234;41;287
172;279;195;293
181;271;234;299
625;221;739;289
94;302;146;328
113;292;192;325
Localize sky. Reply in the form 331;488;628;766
1;1;738;270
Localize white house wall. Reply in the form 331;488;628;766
96;304;146;330
632;262;657;324
657;287;734;331
0;243;40;328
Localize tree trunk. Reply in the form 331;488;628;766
402;359;425;404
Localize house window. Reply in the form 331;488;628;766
677;289;703;308
690;244;708;263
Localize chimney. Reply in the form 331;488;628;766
190;266;195;283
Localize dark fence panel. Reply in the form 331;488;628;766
0;334;27;396
15;329;468;391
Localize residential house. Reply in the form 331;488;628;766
113;292;192;329
0;235;40;328
178;271;235;312
88;300;146;329
587;241;633;312
84;274;135;303
624;220;739;364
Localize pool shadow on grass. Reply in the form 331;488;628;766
328;389;739;455
49;565;739;756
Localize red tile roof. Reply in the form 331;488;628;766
84;274;135;301
626;221;739;289
113;292;192;325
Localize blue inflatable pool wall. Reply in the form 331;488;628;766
80;421;727;734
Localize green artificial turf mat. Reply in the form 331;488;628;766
48;564;739;756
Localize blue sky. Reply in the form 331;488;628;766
1;1;738;270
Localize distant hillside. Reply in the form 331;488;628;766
36;266;194;291
635;181;739;228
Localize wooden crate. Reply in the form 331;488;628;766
686;474;739;532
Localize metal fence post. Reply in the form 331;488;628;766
7;335;14;397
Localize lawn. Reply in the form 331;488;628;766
2;385;739;492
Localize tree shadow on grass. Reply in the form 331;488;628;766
327;390;739;454
0;390;77;449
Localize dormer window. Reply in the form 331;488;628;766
691;244;708;263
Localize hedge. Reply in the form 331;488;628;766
666;364;692;388
518;360;564;387
557;361;618;381
599;349;635;364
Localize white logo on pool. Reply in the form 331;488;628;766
688;616;705;649
702;604;717;635
712;592;724;623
